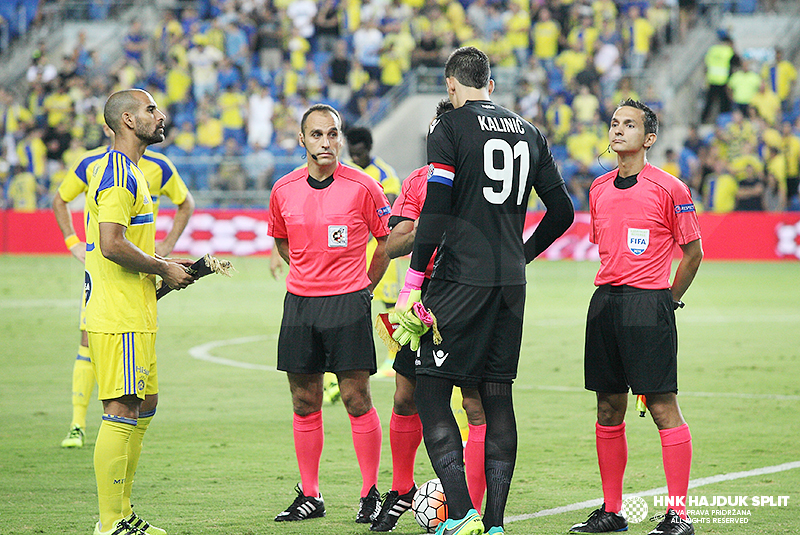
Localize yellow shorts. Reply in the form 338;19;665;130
79;288;87;332
88;332;158;400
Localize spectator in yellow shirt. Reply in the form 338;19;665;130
762;48;797;112
43;84;74;128
532;7;561;72
751;81;782;126
218;83;248;146
555;41;589;89
546;93;573;145
568;15;599;56
7;168;39;211
779;121;800;206
621;4;654;72
506;1;531;66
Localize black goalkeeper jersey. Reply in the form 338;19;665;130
425;100;564;286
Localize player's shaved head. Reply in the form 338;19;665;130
104;89;146;133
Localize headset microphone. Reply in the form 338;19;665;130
596;144;613;172
310;153;318;161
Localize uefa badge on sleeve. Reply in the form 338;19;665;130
627;228;649;255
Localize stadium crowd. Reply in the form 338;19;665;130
0;0;798;211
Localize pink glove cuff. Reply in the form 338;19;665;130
404;268;425;290
412;302;434;327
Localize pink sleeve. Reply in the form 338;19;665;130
671;182;702;245
364;179;391;238
267;187;287;239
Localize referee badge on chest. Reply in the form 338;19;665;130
627;228;649;255
328;225;348;247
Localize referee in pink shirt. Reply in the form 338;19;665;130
570;99;703;535
268;103;391;524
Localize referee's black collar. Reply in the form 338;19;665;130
307;174;334;189
614;172;639;189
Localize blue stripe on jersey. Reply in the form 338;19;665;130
102;413;138;426
126;332;137;396
130;213;154;226
141;152;173;189
86;242;95;252
97;152;138;200
74;150;108;184
76;353;91;362
139;408;157;418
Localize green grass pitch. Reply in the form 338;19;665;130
1;256;798;534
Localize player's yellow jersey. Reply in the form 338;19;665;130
138;150;190;209
59;146;189;216
344;156;401;198
85;151;157;334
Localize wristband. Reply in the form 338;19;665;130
64;234;80;250
673;300;685;310
404;268;425;290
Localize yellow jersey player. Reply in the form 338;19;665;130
54;126;194;449
85;89;195;535
344;126;402;376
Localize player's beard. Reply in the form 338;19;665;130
136;123;166;145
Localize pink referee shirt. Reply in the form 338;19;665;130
391;166;436;277
269;163;391;297
589;163;702;289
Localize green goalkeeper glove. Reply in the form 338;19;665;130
389;302;442;351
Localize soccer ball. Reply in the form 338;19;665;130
412;478;448;532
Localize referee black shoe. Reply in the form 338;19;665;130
356;484;382;523
274;484;326;521
569;504;628;532
647;509;694;535
370;484;417;531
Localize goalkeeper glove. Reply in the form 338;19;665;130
389;302;441;351
396;268;426;314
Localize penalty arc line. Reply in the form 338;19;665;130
505;460;800;523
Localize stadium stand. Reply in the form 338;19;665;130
0;0;798;210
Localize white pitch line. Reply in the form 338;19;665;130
506;460;800;523
188;335;277;371
0;298;76;308
187;337;800;400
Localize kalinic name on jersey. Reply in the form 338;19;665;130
477;115;526;135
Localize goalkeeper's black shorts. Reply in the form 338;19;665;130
416;279;525;388
584;285;678;395
277;289;377;375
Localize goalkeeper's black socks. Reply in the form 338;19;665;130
415;376;474;519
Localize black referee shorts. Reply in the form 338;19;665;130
277;289;377;374
584;285;678;395
417;279;525;388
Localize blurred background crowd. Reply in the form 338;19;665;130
1;0;798;212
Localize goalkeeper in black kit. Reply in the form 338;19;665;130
393;46;574;535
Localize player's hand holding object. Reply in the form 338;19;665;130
387;268;441;351
156;253;235;300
